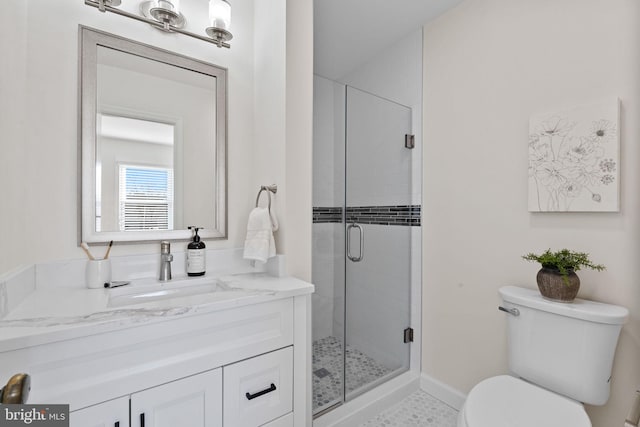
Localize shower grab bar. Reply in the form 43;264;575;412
347;223;364;262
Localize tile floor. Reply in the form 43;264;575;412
313;336;392;411
313;336;459;426
359;389;459;427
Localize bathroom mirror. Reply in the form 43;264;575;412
79;26;227;243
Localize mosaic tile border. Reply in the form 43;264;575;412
313;205;421;226
313;207;343;223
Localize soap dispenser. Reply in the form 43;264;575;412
187;226;206;276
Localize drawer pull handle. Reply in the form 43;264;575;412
245;383;276;400
140;413;145;427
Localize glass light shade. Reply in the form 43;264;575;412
209;0;231;31
152;0;180;13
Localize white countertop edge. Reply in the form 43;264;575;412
0;274;314;353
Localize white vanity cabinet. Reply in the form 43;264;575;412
0;287;312;427
70;348;295;427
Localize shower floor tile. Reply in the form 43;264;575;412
359;389;459;427
313;336;392;411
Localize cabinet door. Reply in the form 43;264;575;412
70;396;130;427
131;368;222;427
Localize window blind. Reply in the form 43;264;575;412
118;165;174;231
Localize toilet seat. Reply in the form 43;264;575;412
460;375;591;427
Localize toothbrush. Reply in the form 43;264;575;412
80;242;96;260
104;240;113;259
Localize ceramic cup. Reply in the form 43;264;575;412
86;259;112;289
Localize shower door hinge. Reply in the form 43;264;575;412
403;327;414;343
405;134;415;149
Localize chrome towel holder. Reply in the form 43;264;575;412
255;184;278;211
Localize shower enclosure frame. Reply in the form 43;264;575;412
312;78;423;419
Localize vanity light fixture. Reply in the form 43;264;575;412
206;0;233;47
84;0;233;48
140;0;186;31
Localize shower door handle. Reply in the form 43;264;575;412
347;223;364;262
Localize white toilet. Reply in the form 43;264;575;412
458;285;629;427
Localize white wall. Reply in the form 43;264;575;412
0;0;314;280
253;0;286;255
252;0;313;282
422;1;640;425
284;0;314;281
0;1;28;276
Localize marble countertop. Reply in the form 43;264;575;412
0;273;314;352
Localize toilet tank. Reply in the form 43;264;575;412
499;286;628;405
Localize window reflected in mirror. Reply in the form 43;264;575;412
97;115;176;232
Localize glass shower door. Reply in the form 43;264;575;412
311;80;413;416
344;86;413;399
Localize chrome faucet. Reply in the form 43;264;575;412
159;241;173;281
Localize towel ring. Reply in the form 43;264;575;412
255;184;278;211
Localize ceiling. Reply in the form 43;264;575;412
314;0;465;80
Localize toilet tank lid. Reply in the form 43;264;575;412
499;286;628;325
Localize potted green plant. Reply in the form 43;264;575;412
522;249;605;302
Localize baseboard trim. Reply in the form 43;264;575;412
419;373;466;410
313;371;420;427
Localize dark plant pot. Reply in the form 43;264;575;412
536;267;580;302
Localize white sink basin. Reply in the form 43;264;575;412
108;277;225;307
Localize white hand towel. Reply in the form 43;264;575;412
243;207;277;263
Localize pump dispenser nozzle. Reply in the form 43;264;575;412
188;226;201;241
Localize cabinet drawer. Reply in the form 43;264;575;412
223;347;293;427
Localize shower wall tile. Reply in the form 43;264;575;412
312;223;337;340
313;76;345;207
345;87;413;208
313;293;335;341
313;77;337;207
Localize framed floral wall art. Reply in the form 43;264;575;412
528;99;620;212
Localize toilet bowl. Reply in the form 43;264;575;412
457;375;591;427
